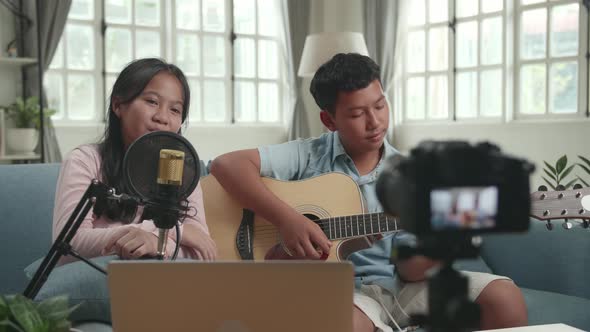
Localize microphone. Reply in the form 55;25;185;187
152;149;185;259
122;131;201;260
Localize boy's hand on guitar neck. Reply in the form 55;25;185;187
278;214;332;259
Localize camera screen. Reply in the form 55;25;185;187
430;186;498;230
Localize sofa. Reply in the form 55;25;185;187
1;163;590;329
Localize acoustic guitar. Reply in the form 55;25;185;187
201;173;400;261
530;186;590;229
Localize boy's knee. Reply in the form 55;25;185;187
477;279;528;328
353;306;376;332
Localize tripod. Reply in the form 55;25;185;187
398;236;481;332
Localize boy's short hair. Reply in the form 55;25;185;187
310;53;381;114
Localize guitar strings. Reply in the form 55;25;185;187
251;223;400;237
250;228;397;238
250;218;399;229
243;231;402;242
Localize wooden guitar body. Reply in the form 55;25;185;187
202;173;396;261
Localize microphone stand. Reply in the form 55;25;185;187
24;180;110;299
24;178;185;299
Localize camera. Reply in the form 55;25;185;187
376;140;535;332
377;140;535;238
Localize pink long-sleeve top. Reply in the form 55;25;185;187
53;144;209;264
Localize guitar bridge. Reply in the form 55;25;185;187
236;209;255;260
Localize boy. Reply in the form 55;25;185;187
210;53;527;331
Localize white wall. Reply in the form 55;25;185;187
393;120;590;190
55;124;287;162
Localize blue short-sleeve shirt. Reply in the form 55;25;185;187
258;131;413;292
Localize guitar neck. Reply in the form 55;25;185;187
318;212;399;240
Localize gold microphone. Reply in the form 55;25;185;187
155;149;185;259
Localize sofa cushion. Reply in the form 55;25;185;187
25;256;118;324
453;257;493;274
482;220;590;299
521;287;590;330
0;164;61;295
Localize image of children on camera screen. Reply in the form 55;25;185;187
430;186;498;230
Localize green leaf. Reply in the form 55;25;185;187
8;295;46;332
0;297;8;320
542;177;557;190
543;169;557;182
47;319;71;332
563;178;578;190
578;163;590;176
36;296;69;319
579;155;590;168
36;296;78;332
556;155;568;174
38;305;79;324
0;319;26;332
15;98;25;111
5;96;57;129
544;161;557;175
560;164;576;181
577;175;590;187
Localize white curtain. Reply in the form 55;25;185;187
23;0;72;162
364;0;397;96
277;0;311;140
364;0;405;140
391;0;409;131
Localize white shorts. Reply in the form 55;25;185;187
353;271;511;332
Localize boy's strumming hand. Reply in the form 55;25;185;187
278;215;332;259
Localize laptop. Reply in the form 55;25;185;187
108;261;354;332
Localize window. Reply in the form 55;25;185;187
517;0;582;118
46;0;287;125
404;0;451;121
398;0;588;123
455;0;504;119
45;0;101;121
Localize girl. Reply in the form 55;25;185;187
53;58;216;262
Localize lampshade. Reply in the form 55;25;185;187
297;32;370;77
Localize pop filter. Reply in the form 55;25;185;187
123;131;200;203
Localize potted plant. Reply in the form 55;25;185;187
3;96;56;155
0;294;79;332
542;155;590;190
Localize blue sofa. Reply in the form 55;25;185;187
1;163;590;329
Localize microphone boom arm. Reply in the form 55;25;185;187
23;180;109;299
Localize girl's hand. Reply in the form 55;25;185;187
181;223;218;261
103;227;159;259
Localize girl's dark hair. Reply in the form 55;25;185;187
93;58;191;223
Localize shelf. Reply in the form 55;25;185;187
0;154;41;161
0;57;38;67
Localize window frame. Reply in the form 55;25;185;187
402;0;454;123
46;0;103;125
398;0;589;125
513;0;588;121
47;0;286;126
453;1;506;121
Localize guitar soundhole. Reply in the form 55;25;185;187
303;214;320;222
